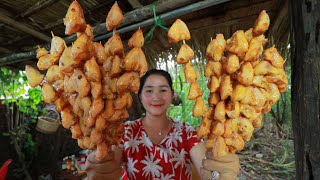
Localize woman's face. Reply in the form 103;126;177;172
140;74;173;117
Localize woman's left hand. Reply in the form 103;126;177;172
201;150;240;180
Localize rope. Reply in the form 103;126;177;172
144;1;169;43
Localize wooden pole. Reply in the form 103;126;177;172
290;0;320;178
0;13;51;42
0;0;229;66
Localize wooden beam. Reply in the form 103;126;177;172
20;0;58;18
0;13;51;42
269;0;288;43
128;0;143;9
0;47;11;54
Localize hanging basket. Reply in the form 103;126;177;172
36;108;60;134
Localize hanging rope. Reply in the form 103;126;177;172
144;1;169;43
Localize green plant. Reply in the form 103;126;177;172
0;66;43;180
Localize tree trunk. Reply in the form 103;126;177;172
289;0;320;179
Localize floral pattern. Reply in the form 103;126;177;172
121;118;199;180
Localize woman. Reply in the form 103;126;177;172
85;69;240;180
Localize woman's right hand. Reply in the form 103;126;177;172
84;149;122;180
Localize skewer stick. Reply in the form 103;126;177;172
113;28;116;35
183;40;185;44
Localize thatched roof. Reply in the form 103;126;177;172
0;0;289;69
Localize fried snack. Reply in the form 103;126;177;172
72;33;94;62
25;65;44;87
42;82;58;103
123;47;147;76
209;121;225;137
177;44;194;64
64;0;86;35
220;75;232;100
110;55;123;77
237;117;254;141
264;47;284;68
69;69;91;98
207;75;220;93
205;61;222;78
193;97;207;117
36;47;49;59
206;34;226;61
59;47;80;75
50;32;65;57
188;82;203;100
225;54;240;74
243;35;265;62
61;106;77;129
90;81;102;99
184;62;198;83
226;101;240;119
54;96;68;112
252;10;270;36
208;92;220;106
117;72;140;94
94;42;107;65
226;30;248;56
46;65;64;83
106;1;124;31
206;136;228;157
168;19;191;43
37;54;59;70
70;123;82;139
197;116;212;139
128;28;144;48
104;33;124;57
235;62;254;86
84;57;101;82
52;80;65;94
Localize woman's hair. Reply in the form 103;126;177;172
138;69;174;97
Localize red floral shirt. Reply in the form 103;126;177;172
121;118;200;180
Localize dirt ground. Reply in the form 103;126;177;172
238;119;296;180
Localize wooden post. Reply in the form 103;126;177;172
289;0;320;179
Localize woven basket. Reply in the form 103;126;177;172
36;109;60;134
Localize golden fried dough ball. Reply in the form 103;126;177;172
36;47;49;59
110;55;123;77
235;62;254;86
214;101;226;123
54;96;68;112
226;30;249;56
252;10;270;36
254;60;282;76
252;75;269;89
209;121;225;137
42;82;58;103
25;65;44;87
61;106;77;129
52;80;64;94
237;117;254;141
252;113;262;128
168;19;191;43
94;42;107;65
123;48;147;76
109;108;129;122
220;75;232;100
102;99;115;119
84;57;101;82
192;97;207;117
243;35;265;62
114;92;132;110
225;135;244;152
177;44;194;64
208;136;229;157
184;62;198;83
197;116;212;139
90;81;102;99
207;75;220;93
104;33;124;57
70;69;91;98
226;101;240;119
50;33;65;57
59;47;80;75
72;33;94;62
231;84;247;102
223;118;238;138
225;54;240;74
117;72;140;94
83;24;94;41
46;65;64;83
63;0;86;35
88;96;104;124
90;128;104;146
106;1;124;31
264;47;285;68
96;114;109;132
70;123;82;139
208;92;220;106
250;87;267;106
206;34;226;61
204;61;222;78
244;28;253;43
188;82;203;100
128;27;144;48
37;54;59;71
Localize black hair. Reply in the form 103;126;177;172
138;69;174;98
